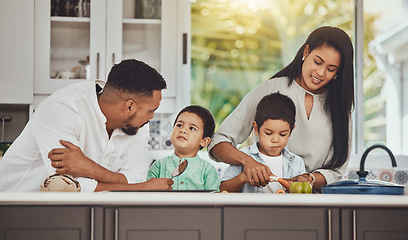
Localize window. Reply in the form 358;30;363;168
191;0;408;156
361;0;408;155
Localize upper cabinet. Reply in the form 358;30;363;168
0;0;34;104
34;0;191;113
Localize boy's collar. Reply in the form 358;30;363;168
171;152;200;161
248;142;260;155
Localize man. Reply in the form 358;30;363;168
0;59;173;192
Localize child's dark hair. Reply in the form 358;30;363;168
174;105;216;140
254;93;296;130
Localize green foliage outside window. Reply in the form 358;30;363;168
191;0;385;146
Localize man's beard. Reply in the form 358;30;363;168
121;113;149;136
122;124;139;135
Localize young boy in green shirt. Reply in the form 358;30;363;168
147;105;220;191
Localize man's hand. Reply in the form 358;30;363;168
143;178;174;190
48;139;99;178
242;156;272;187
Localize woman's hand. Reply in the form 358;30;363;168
286;172;326;190
275;174;314;192
288;173;315;185
210;142;272;187
242;155;272;187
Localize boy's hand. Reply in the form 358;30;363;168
242;156;272;187
238;172;248;184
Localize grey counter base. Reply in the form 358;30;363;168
1;192;407;240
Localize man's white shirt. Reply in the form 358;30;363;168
0;80;151;192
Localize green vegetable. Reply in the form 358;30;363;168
289;182;312;194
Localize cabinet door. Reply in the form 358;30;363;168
0;0;34;104
106;0;191;114
0;206;103;240
34;0;190;113
34;0;104;95
341;208;408;240
161;0;191;112
105;0;161;82
224;207;339;240
105;207;222;240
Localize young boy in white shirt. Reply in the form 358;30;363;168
220;93;305;193
148;105;220;191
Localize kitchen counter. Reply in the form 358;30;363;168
1;192;408;240
0;192;407;207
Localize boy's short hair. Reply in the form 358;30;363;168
254;93;296;130
174;105;215;139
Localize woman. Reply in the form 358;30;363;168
208;26;354;190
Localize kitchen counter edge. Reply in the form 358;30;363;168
0;192;407;207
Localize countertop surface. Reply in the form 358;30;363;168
0;192;407;207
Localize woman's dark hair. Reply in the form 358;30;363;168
175;105;216;143
254;93;296;131
105;59;167;97
272;26;354;170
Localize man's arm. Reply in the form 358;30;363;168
94;178;173;192
48;140;174;192
48;140;128;184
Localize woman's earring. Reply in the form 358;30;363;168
302;56;305;61
334;75;337;80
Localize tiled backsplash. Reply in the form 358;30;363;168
345;167;408;194
345;167;408;184
344;154;408;194
148;113;176;151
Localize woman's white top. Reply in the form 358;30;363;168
208;77;350;184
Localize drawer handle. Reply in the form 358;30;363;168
328;209;332;240
115;209;119;240
353;210;357;240
90;208;95;240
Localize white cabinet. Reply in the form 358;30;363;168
0;0;34;104
34;0;190;113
